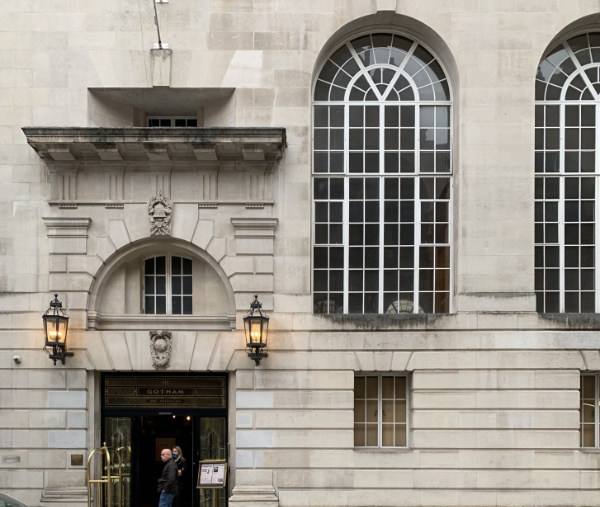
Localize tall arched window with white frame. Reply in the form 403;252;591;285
535;33;600;313
312;33;453;314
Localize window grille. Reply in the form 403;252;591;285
535;33;600;312
312;33;453;314
354;375;408;447
144;255;192;314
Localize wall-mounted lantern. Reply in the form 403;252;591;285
43;294;72;365
243;295;269;366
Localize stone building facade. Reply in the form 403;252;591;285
2;1;600;506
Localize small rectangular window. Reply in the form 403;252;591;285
144;255;193;315
147;116;198;127
354;374;407;447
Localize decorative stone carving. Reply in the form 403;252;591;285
149;330;172;368
148;192;172;236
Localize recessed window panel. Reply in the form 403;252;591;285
536;33;600;312
313;33;452;314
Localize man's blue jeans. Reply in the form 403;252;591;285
159;491;175;507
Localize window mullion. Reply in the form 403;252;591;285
166;256;172;314
559;175;565;313
379;104;385;313
378;376;383;447
559;102;565;313
413;103;421;313
595;104;600;313
343;102;350;314
343;177;349;314
414;175;421;313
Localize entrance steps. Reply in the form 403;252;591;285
229;485;279;507
40;486;88;507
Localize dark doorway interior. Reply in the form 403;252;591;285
138;415;194;507
102;374;228;507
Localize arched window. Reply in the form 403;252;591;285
535;33;600;313
312;33;453;314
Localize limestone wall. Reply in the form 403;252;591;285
1;1;600;506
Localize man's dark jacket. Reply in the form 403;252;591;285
157;458;178;495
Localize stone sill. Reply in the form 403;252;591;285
282;312;600;332
88;312;236;331
353;447;413;453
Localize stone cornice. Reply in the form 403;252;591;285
42;217;91;235
22;127;286;167
231;217;279;236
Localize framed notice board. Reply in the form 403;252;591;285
197;460;228;489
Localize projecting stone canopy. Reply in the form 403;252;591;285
22;127;286;166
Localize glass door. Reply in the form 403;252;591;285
199;417;227;507
104;417;132;507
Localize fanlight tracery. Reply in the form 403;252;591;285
314;33;450;103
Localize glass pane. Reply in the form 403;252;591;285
582;375;595;397
354;400;366;422
395;424;407;446
172;256;181;274
183;276;193;295
145;277;154;295
382;377;394;398
156;296;166;314
145;258;154;275
382;424;394;446
183;296;192;314
582;401;595;423
145;296;154;314
366;401;378;422
172;276;182;295
354;424;366;446
382;400;394;423
583;424;595;447
395;399;407;423
172;297;182;315
366;424;378;446
366;377;378;398
395;377;406;396
156;256;166;274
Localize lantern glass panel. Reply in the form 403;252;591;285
44;315;68;346
247;318;265;346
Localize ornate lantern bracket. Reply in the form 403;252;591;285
43;294;72;365
243;295;269;366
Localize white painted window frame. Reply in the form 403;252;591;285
354;374;409;448
143;254;193;315
312;34;453;314
535;35;600;313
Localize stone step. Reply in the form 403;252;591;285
40;487;88;505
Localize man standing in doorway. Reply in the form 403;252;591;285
157;448;177;507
